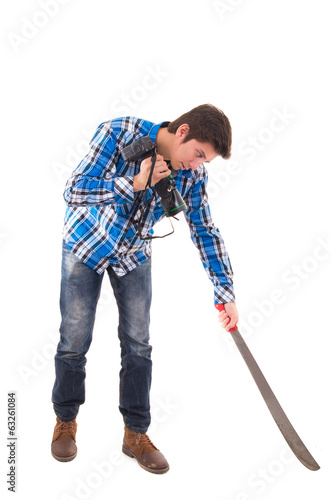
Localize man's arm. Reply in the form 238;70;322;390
183;166;238;330
63;121;136;207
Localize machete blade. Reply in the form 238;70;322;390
231;328;320;471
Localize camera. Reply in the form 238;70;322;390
121;137;187;217
121;137;156;162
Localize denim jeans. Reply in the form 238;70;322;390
52;240;152;433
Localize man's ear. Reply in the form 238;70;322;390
176;123;190;139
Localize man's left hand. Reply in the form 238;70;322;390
217;302;239;332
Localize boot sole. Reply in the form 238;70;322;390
122;445;169;474
51;448;77;462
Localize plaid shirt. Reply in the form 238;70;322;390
62;116;235;303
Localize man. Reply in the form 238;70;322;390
51;103;239;473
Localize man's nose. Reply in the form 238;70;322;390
189;159;202;170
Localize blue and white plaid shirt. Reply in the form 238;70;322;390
62;116;235;303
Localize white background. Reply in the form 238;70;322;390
1;0;330;498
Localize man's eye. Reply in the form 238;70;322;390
197;152;203;158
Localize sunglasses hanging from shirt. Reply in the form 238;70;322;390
121;137;187;240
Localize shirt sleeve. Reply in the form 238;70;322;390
63;121;135;206
183;167;235;304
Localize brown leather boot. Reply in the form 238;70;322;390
122;425;169;474
51;417;77;462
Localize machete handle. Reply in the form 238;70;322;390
215;303;238;333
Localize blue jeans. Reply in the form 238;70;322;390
52;241;152;433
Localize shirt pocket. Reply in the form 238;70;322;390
114;202;134;217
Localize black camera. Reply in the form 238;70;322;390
121;137;187;218
121;136;156;162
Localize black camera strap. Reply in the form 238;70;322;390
137;152;177;240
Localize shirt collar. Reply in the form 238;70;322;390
148;121;170;143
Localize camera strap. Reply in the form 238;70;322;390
137;151;176;240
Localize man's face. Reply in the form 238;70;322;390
170;124;218;171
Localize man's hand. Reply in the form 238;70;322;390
133;154;171;192
217;302;239;332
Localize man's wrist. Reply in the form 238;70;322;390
133;174;143;192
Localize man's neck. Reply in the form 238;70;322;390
155;127;174;161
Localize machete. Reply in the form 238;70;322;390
215;303;320;471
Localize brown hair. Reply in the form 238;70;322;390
167;103;232;159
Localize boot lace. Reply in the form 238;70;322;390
57;420;76;440
136;433;157;450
